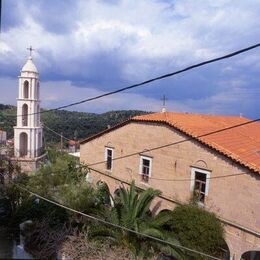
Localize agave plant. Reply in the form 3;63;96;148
88;181;184;259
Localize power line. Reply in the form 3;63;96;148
0;173;220;260
88;118;260;168
8;42;260;118
87;166;250;214
88;165;246;184
148;172;246;182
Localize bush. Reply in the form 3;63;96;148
169;204;226;258
57;182;97;213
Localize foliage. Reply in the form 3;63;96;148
169;204;226;259
2;150;88;228
26;150;101;220
2;169;67;227
3;173;30;213
96;181;112;206
56;182;97;213
89;181;184;259
28;149;86;197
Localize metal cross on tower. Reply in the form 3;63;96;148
27;46;35;57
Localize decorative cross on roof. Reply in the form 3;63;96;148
27;46;35;57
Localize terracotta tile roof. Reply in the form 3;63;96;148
132;112;260;173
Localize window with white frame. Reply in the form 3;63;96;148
105;147;113;171
190;167;210;204
139;156;152;183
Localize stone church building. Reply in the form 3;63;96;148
80;111;260;259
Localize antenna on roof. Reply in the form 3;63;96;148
161;95;167;113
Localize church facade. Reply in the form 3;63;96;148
13;50;45;172
80;112;260;259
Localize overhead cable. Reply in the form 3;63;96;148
8;42;260;118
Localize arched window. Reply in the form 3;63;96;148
22;104;28;126
23;80;29;98
20;132;28;157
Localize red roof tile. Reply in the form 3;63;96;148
68;140;79;145
132;112;260;173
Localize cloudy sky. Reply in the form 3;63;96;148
0;0;259;118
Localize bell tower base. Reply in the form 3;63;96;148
10;153;47;174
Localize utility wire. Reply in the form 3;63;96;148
146;172;246;181
88;166;246;184
0;173;220;260
8;42;260;118
87;118;260;167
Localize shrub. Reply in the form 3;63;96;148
169;204;226;258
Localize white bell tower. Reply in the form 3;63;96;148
14;47;43;159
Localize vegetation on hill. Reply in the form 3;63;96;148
0;103;148;143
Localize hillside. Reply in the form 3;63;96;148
0;104;148;144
